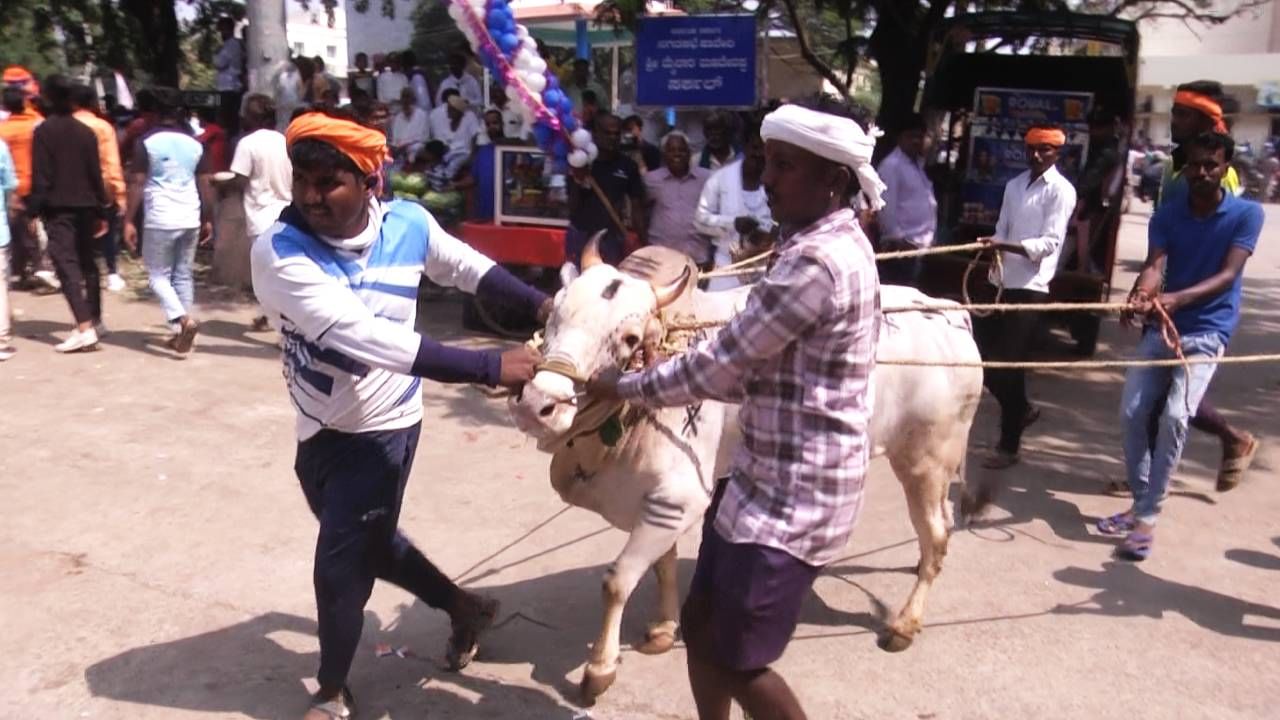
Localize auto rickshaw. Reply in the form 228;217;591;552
917;12;1140;355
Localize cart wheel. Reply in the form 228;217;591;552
1071;313;1101;357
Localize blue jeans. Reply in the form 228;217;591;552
1120;329;1223;525
142;227;198;324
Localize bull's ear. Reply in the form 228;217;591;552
559;261;580;288
653;266;692;309
580;230;607;269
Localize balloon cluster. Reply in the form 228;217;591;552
446;0;599;168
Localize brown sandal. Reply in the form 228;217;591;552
304;687;355;719
1217;434;1260;492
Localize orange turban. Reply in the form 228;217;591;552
285;112;389;176
1024;127;1066;147
1174;90;1228;133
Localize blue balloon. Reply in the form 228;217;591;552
562;116;578;133
531;123;554;146
542;89;563;109
499;33;519;54
553;137;570;159
558;96;574;116
546;75;560;91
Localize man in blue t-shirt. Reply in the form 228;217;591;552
1099;132;1262;561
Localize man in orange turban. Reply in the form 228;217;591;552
252;110;551;719
1161;80;1240;205
971;123;1077;473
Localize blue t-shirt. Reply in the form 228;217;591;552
1149;190;1263;342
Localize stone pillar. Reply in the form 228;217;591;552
211;188;253;291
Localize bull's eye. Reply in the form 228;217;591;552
623;333;641;349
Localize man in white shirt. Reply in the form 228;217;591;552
430;90;481;169
213;16;245;135
694;124;774;291
435;52;483;109
251;111;547;720
481;86;529;144
875;113;936;286
214;94;292;329
375;53;409;112
976;124;1077;469
390;87;430;163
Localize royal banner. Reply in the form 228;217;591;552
635;15;757;108
960;87;1093;226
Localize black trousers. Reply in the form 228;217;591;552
44;209;102;324
973;288;1047;454
295;422;461;691
8;201;46;279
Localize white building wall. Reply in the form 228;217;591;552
287;0;350;78
1139;0;1277;55
342;0;417;64
1135;0;1280;149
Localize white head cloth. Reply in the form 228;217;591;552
760;104;888;212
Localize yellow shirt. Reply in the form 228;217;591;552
73;109;127;210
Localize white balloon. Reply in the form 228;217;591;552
568;149;590;168
529;57;548;75
587;143;599;161
570;128;592;149
468;0;486;10
514;53;534;72
522;37;538;53
447;4;463;21
524;73;547;94
516;25;530;39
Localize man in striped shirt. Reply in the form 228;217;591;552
251;110;547;720
590;104;882;720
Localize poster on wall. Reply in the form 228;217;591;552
635;15;757;108
961;87;1093;226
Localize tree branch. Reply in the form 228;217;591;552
779;0;850;96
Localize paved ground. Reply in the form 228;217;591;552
2;201;1278;720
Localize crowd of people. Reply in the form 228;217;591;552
0;37;1267;718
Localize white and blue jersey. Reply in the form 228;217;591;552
252;199;533;440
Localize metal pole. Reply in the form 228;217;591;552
611;45;619;109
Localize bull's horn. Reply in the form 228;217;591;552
580;230;607;269
653;266;691;308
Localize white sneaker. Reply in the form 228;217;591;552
106;273;126;292
0;345;15;361
54;328;99;353
33;270;61;291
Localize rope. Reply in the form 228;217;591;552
882;300;1134;314
877;354;1280;369
876;241;991;260
697;241;998;281
960;247;1003;318
698;247;777;280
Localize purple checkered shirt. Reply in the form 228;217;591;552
618;207;880;566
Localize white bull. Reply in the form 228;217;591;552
510;242;983;702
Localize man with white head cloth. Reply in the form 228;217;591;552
589;103;883;720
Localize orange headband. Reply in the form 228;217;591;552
1173;90;1227;133
285;112;389;176
1024;127;1066;147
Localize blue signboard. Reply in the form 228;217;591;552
635;15;757;109
960;87;1093;226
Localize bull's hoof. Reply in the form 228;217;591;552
580;664;618;704
877;629;915;653
636;622;678;655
